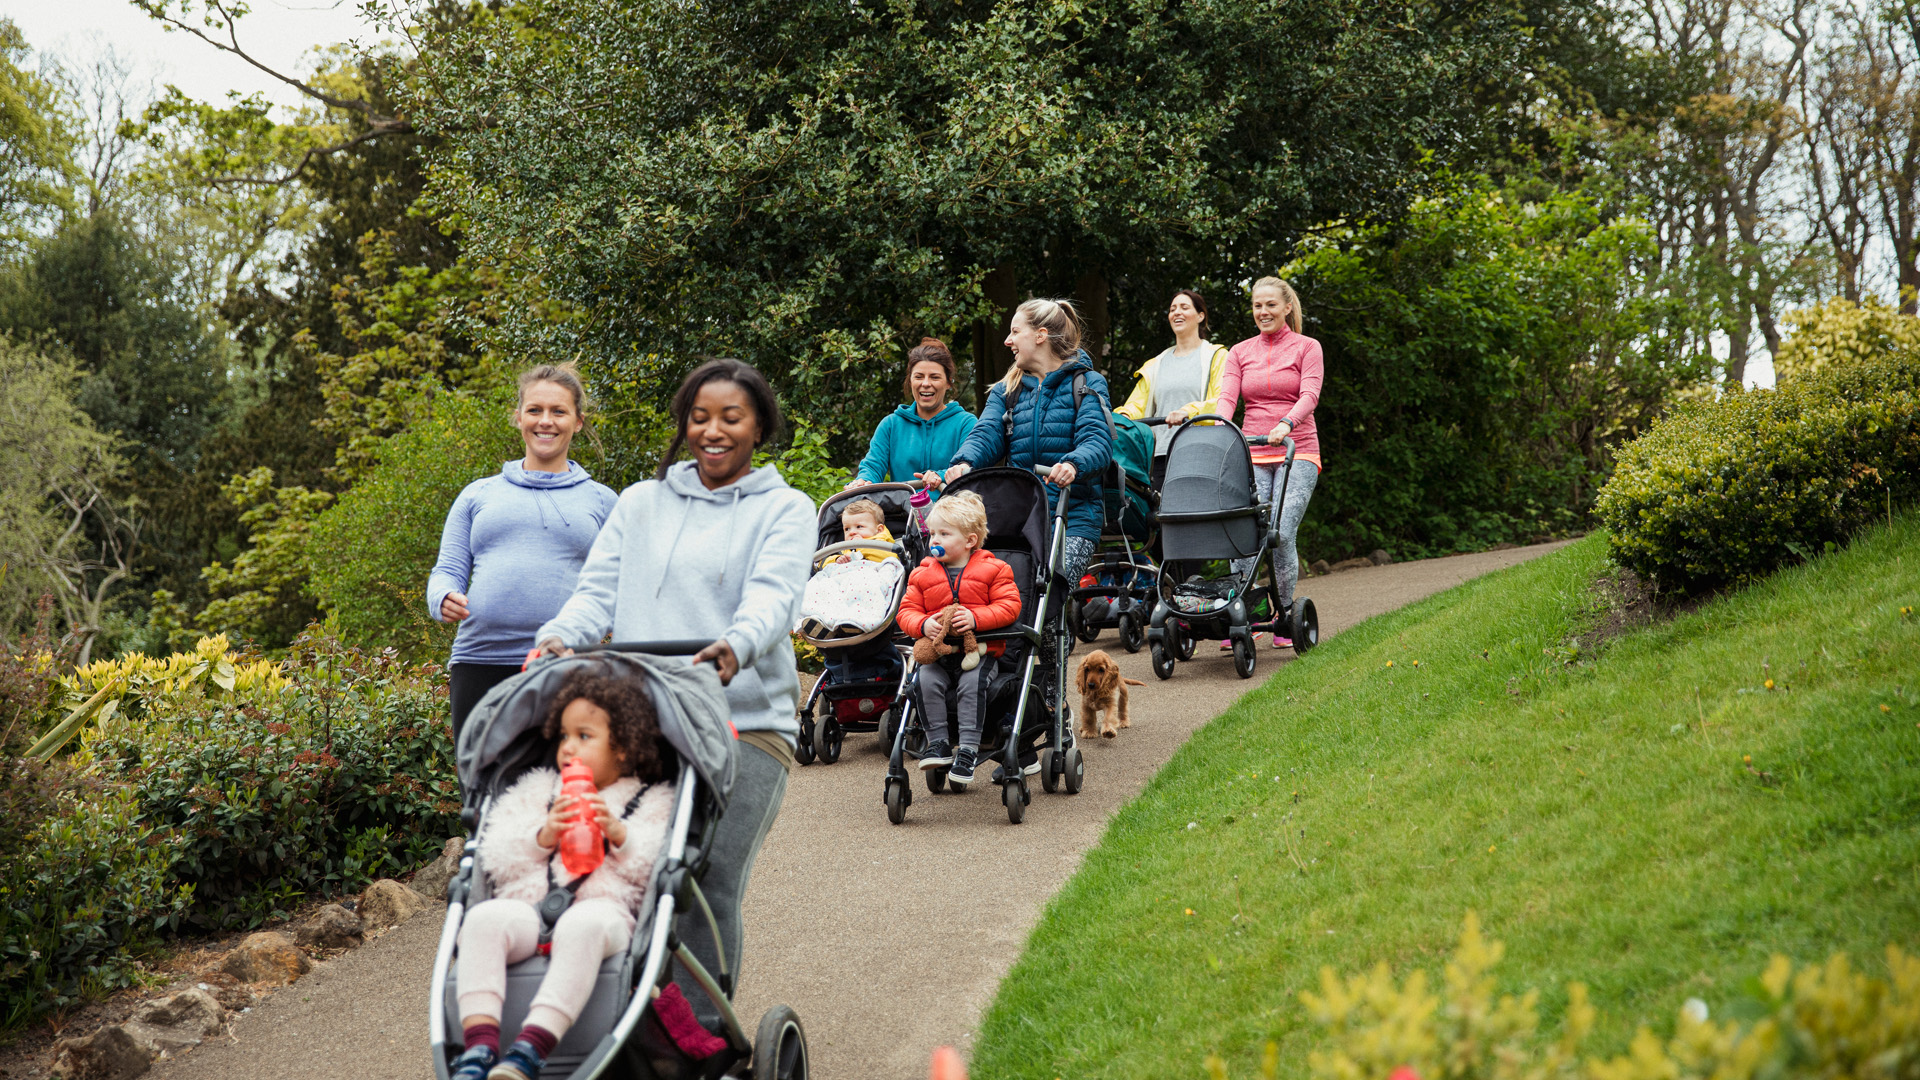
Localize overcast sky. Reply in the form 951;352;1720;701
6;0;375;113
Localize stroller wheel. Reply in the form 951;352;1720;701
1039;748;1059;793
1117;611;1144;653
794;710;816;766
813;716;842;764
1062;745;1084;794
1150;640;1175;680
885;777;909;825
925;767;948;794
1175;622;1197;661
1072;601;1100;643
1291;598;1320;653
1003;776;1028;824
1231;635;1256;679
752;1004;810;1080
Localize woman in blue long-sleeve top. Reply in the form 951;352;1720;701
849;337;977;490
945;298;1114;585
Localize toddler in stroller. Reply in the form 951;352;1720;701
432;645;810;1080
897;490;1022;787
792;484;929;765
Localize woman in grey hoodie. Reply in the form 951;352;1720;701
533;358;815;1030
428;365;617;739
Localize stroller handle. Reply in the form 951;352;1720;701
812;538;906;567
581;640;716;657
838;478;931;494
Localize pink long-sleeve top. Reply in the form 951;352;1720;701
1215;326;1324;467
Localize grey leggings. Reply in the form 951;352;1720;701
673;741;786;1027
1231;460;1319;611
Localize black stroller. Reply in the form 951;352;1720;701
430;644;809;1080
880;466;1082;825
1146;416;1320;680
793;483;929;765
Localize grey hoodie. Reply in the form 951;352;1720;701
534;461;817;741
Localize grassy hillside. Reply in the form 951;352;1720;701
973;522;1920;1079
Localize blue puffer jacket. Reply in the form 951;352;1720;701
951;351;1114;540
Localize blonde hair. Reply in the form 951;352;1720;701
927;490;988;544
998;298;1084;394
1251;277;1303;333
516;362;590;414
840;498;884;527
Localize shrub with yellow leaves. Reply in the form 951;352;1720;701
25;635;292;759
1207;915;1920;1080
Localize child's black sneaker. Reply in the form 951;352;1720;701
948;746;978;785
488;1040;547;1080
450;1045;497;1080
919;741;953;770
990;752;1041;784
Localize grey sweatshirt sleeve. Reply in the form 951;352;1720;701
533;489;631;648
426;486;476;622
720;489;816;669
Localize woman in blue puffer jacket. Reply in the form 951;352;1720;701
944;297;1114;588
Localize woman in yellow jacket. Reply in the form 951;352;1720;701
1114;289;1229;488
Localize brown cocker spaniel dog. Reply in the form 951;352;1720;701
1074;649;1145;739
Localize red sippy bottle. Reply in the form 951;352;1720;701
557;757;605;876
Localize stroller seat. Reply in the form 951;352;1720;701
443;952;631;1068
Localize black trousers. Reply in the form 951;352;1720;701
447;662;521;745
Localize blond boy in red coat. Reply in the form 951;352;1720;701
897;491;1021;785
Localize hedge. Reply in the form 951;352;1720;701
1595;348;1920;594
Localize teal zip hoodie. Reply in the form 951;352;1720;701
855;401;977;485
534;461;816;741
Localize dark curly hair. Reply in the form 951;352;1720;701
541;669;675;783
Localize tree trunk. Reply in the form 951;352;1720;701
973;263;1018;407
1073;270;1110;372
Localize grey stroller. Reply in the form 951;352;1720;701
1146;416;1320;680
429;643;809;1080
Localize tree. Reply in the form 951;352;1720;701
0;337;136;662
0;19;75;251
409;0;1532;465
1286;176;1711;557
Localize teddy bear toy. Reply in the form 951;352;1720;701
913;603;985;671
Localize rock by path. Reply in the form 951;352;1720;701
139;541;1568;1080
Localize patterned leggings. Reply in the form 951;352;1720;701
1230;461;1319;612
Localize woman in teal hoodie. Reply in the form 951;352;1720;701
850;337;977;488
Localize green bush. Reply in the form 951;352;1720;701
0;759;189;1029
1595;348;1920;594
308;391;518;659
84;633;460;930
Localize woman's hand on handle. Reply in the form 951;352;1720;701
534;637;572;660
692;638;740;685
943;462;972;486
440;592;470;622
915;469;946;489
1165;409;1188;426
1043;461;1077;487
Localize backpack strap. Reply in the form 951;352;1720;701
1000;370;1114;471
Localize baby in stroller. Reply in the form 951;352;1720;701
898;491;1021;787
794;499;902;641
449;669;680;1080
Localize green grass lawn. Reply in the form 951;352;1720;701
973;521;1920;1079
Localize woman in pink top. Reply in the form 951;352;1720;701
1214;276;1323;648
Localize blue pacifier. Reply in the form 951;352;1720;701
930;544;946;558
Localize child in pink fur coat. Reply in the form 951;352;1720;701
450;669;678;1080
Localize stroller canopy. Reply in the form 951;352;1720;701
1160;420;1262;561
816;483;921;550
943;466;1051;625
457;650;738;810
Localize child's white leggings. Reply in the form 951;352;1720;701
456;897;632;1036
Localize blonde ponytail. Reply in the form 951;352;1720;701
998;298;1084;394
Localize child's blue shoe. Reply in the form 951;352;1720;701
450;1044;497;1080
487;1039;547;1080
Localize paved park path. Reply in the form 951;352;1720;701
146;541;1570;1080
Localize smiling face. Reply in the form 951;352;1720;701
908;360;951;414
1004;311;1050;369
687;380;762;490
1168;294;1202;337
516;380;585;470
556;696;625;788
1252;287;1290;334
